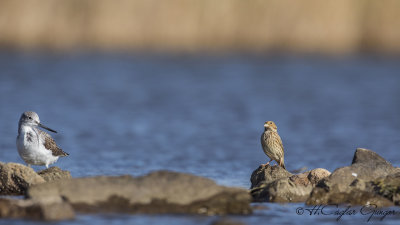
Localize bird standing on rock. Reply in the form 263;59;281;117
16;111;69;168
261;121;286;169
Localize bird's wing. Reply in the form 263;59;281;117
261;132;268;149
277;134;285;159
278;135;284;151
38;129;69;157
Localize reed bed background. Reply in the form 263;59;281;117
0;0;399;54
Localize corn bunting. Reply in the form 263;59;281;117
261;121;285;169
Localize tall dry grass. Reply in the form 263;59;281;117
0;0;399;53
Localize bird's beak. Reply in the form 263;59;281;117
38;122;58;133
264;123;269;128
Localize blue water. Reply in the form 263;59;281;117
0;52;399;224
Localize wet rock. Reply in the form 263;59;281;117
0;198;75;221
250;165;330;202
250;165;292;189
371;172;400;205
252;176;313;202
307;148;397;206
0;163;45;195
311;183;393;207
38;167;71;182
27;171;252;215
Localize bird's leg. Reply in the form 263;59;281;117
261;159;273;167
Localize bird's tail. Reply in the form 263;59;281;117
57;148;69;157
280;158;286;170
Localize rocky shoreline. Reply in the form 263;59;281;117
0;164;251;221
251;148;400;207
0;148;398;221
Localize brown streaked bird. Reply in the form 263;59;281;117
261;121;286;169
16;111;69;168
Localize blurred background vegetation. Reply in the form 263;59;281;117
1;0;399;54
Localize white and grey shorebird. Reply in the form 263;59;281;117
16;111;68;168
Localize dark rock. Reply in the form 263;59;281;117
0;163;45;195
350;148;395;179
307;179;394;207
38;167;71;182
250;165;292;189
250;165;330;202
0;198;75;221
252;177;313;202
307;148;397;206
352;148;393;166
371;172;400;205
27;171;252;215
290;172;310;186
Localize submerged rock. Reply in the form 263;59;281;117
307;148;398;207
211;218;247;225
27;171;252;215
38;167;71;182
0;163;45;195
0;198;75;221
250;165;330;202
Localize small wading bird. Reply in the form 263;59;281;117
16;111;68;168
261;121;286;169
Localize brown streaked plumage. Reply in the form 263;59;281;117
261;121;286;169
38;129;69;157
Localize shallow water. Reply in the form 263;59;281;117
0;52;399;224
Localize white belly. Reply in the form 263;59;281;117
16;128;58;167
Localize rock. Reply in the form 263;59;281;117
250;166;330;202
0;198;75;221
352;148;393;166
290;172;311;186
27;171;252;215
250;165;292;189
307;148;397;206
307;168;331;185
0;163;45;195
38;167;71;182
371;172;400;205
253;177;313;202
308;179;394;207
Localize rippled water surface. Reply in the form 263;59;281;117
0;52;399;225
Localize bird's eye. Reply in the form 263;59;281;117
28;117;32;120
